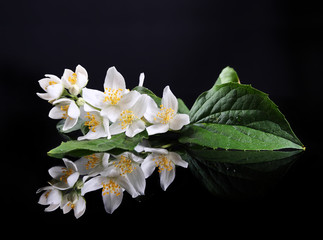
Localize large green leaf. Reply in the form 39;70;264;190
48;131;148;159
179;67;304;150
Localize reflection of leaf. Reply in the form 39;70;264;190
181;150;302;199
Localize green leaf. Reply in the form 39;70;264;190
48;131;148;159
179;67;304;150
214;66;240;85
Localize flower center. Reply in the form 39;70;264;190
60;168;74;183
84;154;100;170
60;105;69;119
45;81;58;90
155;104;175;124
84;112;100;132
119;110;137;129
102;180;121;196
68;73;77;85
113;155;136;176
67;202;75;209
154;155;173;173
104;88;123;105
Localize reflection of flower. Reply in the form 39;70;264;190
109;152;145;195
141;148;188;190
37;186;62;212
61;191;86;219
81;167;138;214
49;98;80;131
48;158;80;190
145;86;190;135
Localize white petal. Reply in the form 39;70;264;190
47;83;64;100
161;86;178;113
138;72;145;87
81;176;105;195
44;203;60;212
74;157;91;175
104;66;126;90
67;101;80;119
126;120;145;137
131;94;148;118
146;123;169;135
48;105;64;119
141;155;156;178
118;90;141;110
102;189;123;214
143;96;159;123
61;68;74;88
76;64;88;79
63;158;78;172
109;121;125;135
101;105;121;122
117;176;138;198
159;168;175;191
167;152;188;168
169;113;190;131
36;92;52;101
143;147;169;155
82;88;105;109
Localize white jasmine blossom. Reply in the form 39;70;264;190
49;98;81;131
77;104;111;140
61;64;88;96
37;74;64;102
141;148;188;190
48;158;80;190
81;167;138;214
109;94;149;137
82;66;141;122
145;86;190;135
37;186;62;212
109;152;145;195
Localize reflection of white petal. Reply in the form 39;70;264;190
81;176;105;195
146;123;169;135
168;152;188;168
169;113;190;130
127;167;146;195
48;166;64;180
102;190;123;214
161;86;178;113
63;117;78;131
141;155;156;178
159;167;175;191
74;197;86;219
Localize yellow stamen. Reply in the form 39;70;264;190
119;110;137;129
154;155;173;173
113;155;136;176
59;167;74;183
84;112;100;132
84;154;100;170
102;180;121;196
60;105;69;119
103;88;123;105
68;73;77;85
156;104;175;124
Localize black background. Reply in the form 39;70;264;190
1;0;322;233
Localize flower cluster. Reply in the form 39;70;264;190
36;65;190;218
